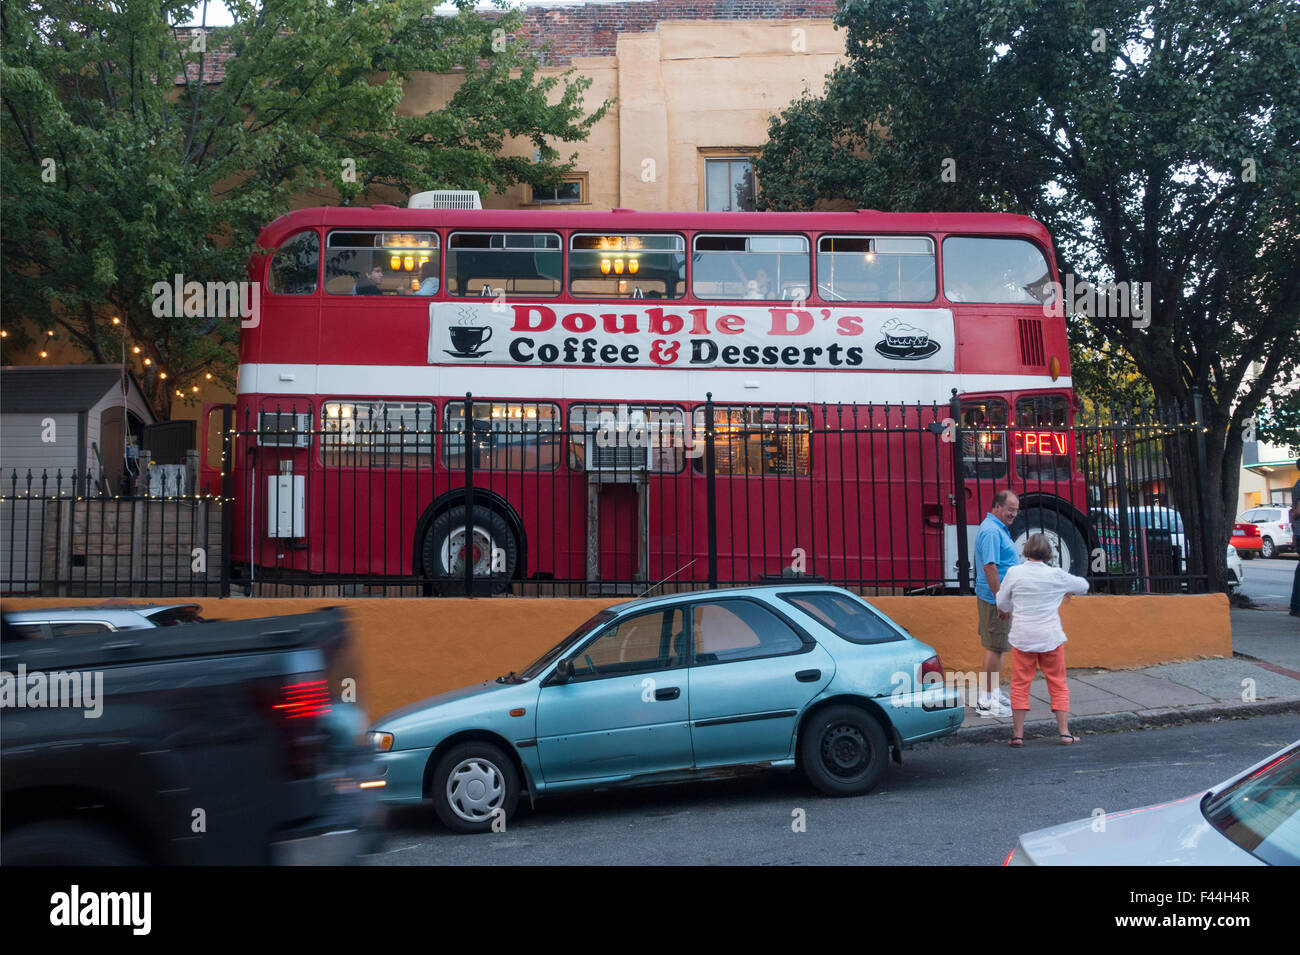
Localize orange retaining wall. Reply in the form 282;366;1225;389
1;594;1231;719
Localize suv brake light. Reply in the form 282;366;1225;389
275;679;331;719
255;673;332;779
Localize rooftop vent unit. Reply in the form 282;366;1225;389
409;190;482;210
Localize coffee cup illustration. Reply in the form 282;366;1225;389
448;324;493;357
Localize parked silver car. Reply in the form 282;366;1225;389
1005;740;1299;865
3;604;204;639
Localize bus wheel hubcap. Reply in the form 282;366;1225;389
443;527;494;575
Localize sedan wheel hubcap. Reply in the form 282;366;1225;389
822;724;868;777
446;757;505;822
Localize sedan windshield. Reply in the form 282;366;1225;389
518;611;615;681
1201;745;1300;865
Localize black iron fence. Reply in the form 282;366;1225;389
1;393;1214;598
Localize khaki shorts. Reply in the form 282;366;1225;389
978;598;1011;652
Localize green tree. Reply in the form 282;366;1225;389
756;0;1300;589
1255;386;1300;455
1;0;609;418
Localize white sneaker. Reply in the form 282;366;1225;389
976;694;1007;717
996;690;1011;707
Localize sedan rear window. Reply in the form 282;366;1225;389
1201;745;1300;866
778;592;903;644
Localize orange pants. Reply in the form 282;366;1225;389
1010;645;1069;712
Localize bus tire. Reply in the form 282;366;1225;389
423;506;518;594
1011;507;1089;576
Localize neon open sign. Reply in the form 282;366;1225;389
1013;431;1069;455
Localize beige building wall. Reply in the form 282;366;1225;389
397;19;843;211
1239;438;1299;514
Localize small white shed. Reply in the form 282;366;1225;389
1;364;156;493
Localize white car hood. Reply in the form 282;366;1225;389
1011;792;1264;865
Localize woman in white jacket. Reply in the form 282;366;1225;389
995;533;1089;746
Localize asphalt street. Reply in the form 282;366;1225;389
366;711;1298;866
1239;555;1297;609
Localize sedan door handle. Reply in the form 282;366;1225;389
795;669;821;683
655;687;680;701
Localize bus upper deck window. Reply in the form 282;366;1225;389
816;236;934;303
268;231;320;295
942;237;1053;305
323;231;438;296
446;232;561;297
569;234;686;299
692;235;809;301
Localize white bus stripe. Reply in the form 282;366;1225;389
238;363;1070;405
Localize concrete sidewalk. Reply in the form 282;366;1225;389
950;606;1299;744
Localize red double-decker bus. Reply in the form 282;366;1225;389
211;196;1089;592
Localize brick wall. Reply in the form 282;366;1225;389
508;0;840;65
175;0;839;82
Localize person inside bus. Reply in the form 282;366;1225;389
414;259;440;295
353;264;384;295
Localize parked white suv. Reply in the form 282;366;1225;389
1235;506;1294;559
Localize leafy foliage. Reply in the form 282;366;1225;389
756;0;1300;586
1;0;609;417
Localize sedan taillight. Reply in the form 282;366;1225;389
920;654;943;682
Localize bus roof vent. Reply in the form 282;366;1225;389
409;190;482;210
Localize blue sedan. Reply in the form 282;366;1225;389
367;585;964;832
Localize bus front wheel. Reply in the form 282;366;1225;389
1011;507;1089;576
422;506;518;594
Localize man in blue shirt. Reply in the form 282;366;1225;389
974;489;1022;713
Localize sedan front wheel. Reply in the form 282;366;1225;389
431;742;520;834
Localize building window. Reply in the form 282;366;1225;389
525;173;588;205
569;233;686;299
321;401;435;467
703;155;757;211
691;405;811;476
817;236;936;303
323;231;437;296
442;401;563;472
268;231;320;295
445;232;562;297
691;234;809;301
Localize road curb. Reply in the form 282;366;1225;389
932;697;1300;746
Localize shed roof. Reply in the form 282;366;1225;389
1;365;151;416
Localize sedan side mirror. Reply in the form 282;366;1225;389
552;659;573;683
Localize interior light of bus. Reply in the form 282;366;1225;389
389;254;401;270
628;258;640;274
404;255;415;271
418;256;429;268
613;258;625;274
600;258;611;274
